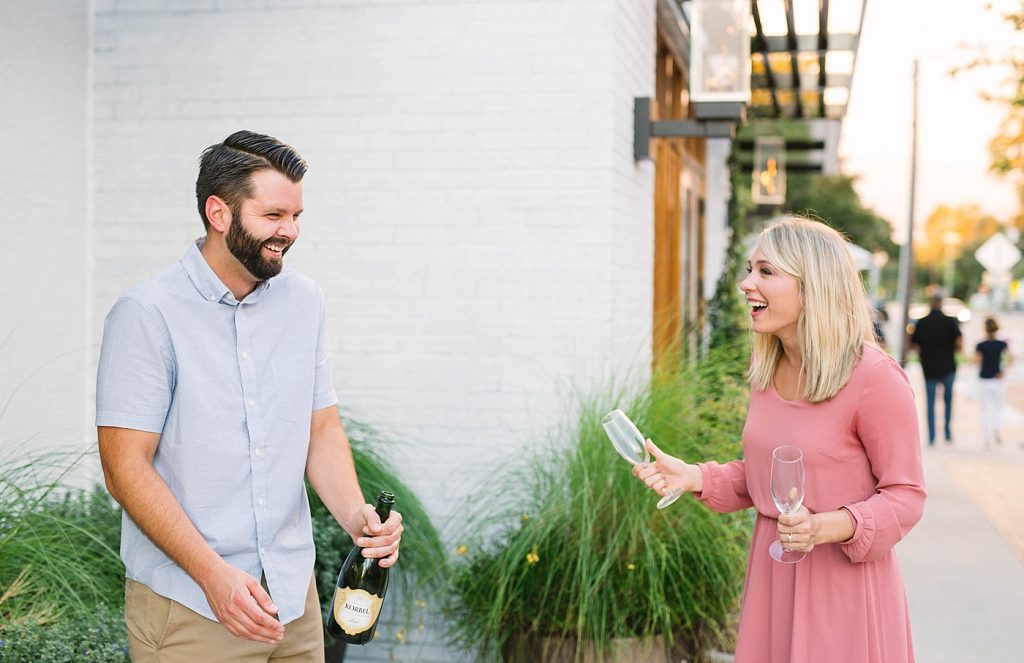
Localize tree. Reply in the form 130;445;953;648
783;173;898;256
732;125;900;297
913;204;999;300
953;1;1024;211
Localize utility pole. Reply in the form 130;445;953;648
894;59;919;366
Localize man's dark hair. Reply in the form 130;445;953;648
195;130;308;229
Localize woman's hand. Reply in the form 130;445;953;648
778;506;856;553
777;505;817;553
631;439;702;496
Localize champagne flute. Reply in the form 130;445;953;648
769;445;806;563
602;409;683;509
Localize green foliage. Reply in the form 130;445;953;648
707;159;755;354
0;606;129;663
0;418;443;657
954;2;1024;209
0;454;127;662
0;454;124;625
784;174;897;256
447;351;751;662
308;412;445;627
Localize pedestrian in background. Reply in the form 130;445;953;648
872;300;889;349
910;292;963;445
634;216;925;663
975;316;1011;449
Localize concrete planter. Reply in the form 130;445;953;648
502;634;673;663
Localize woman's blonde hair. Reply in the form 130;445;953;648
748;216;876;402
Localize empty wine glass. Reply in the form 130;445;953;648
769;445;806;563
602;409;682;509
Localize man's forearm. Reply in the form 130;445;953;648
306;411;366;538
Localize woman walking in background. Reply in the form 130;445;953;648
634;216;926;663
975;316;1011;449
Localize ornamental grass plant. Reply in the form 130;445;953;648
0;451;129;662
0;452;124;627
447;344;752;663
0;412;442;661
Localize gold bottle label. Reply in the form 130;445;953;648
333;587;383;635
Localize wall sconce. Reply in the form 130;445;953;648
634;0;752;160
751;135;785;204
691;0;752;105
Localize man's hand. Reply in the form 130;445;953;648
198;562;284;644
99;426;283;642
346;505;404;568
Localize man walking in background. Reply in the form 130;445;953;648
96;131;403;661
911;291;963;446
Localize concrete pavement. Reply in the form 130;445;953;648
898;314;1024;662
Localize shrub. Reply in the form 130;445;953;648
447;349;752;662
0;605;129;663
0;417;444;659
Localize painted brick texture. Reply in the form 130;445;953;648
90;1;657;660
0;0;91;460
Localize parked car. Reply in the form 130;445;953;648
908;297;972;324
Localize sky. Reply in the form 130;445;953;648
839;0;1021;242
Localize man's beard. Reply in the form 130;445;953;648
225;207;292;281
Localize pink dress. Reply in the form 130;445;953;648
697;344;926;663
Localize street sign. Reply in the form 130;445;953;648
975;232;1021;273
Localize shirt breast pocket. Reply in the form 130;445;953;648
272;352;315;423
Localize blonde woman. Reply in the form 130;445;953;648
635;217;926;663
974;316;1011;449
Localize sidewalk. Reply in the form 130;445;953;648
899;361;1024;662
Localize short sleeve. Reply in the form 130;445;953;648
311;287;338;411
95;297;176;433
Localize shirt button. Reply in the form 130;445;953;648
254;448;262;456
207;294;216;302
260;546;268;555
248;399;256;407
241;351;249;359
257;497;265;506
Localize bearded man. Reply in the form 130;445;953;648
96;131;403;662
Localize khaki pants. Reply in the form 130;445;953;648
124;575;325;663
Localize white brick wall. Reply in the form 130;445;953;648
89;0;659;660
610;0;656;370
0;1;91;463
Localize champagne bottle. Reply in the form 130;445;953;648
326;491;394;644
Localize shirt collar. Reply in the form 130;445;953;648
181;238;271;306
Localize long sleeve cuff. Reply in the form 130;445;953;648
695;461;753;513
839;502;874;562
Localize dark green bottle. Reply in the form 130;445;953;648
325;491;394;644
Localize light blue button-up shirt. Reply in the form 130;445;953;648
96;239;338;624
